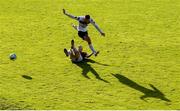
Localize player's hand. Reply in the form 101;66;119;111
101;32;105;36
63;9;66;14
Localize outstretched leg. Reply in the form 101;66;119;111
64;48;69;57
70;40;81;59
84;36;99;56
64;40;79;58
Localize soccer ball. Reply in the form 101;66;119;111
9;53;17;60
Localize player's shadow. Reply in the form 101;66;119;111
83;59;110;66
112;73;171;102
73;59;109;83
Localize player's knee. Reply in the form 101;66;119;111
86;39;91;44
85;37;91;44
88;41;91;44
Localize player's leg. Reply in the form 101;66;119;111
71;39;75;49
78;31;99;56
69;40;80;59
70;39;79;57
69;49;76;59
72;47;80;58
64;48;69;57
64;40;75;57
84;35;99;56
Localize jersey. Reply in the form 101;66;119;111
76;16;93;32
64;12;104;34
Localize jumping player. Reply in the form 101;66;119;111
63;9;105;56
64;40;93;62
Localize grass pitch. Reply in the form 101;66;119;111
0;0;180;109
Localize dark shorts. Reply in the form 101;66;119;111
78;31;88;40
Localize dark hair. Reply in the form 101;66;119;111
85;15;90;19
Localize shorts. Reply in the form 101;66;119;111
78;31;88;40
71;54;83;63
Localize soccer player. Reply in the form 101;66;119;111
64;40;93;62
62;9;105;56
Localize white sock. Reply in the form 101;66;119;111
89;44;96;54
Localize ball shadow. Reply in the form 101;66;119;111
22;75;32;80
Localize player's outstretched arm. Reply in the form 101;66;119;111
62;9;78;20
91;19;105;36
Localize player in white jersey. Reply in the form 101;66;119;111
64;40;93;62
63;9;105;56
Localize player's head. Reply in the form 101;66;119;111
85;15;90;20
78;45;83;52
84;15;90;23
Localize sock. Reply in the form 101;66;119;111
89;44;96;54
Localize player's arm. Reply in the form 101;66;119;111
63;9;79;20
90;19;105;36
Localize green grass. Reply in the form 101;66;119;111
0;0;180;109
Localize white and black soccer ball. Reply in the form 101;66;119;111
9;53;17;60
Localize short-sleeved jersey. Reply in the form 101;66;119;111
64;12;103;33
76;16;94;32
